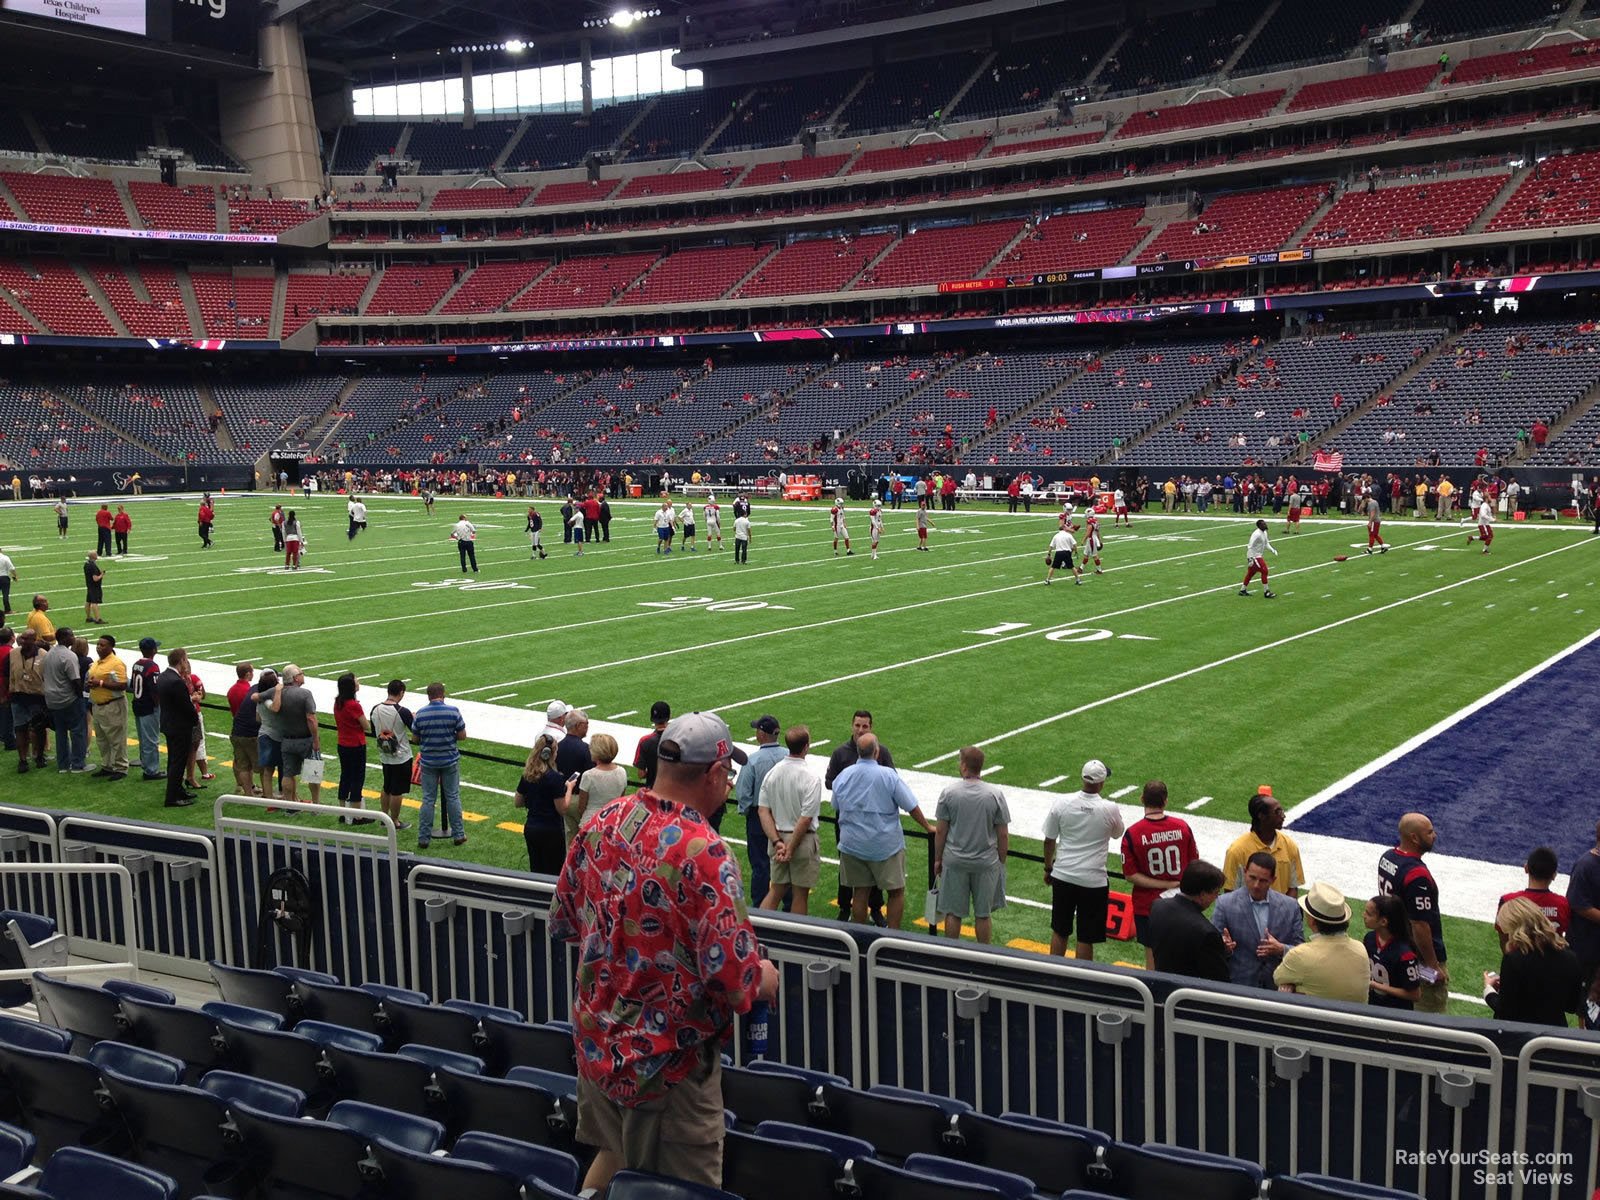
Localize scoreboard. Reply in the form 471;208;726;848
1;0;257;56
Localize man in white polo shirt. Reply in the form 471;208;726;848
1042;758;1125;961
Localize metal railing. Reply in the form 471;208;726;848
8;796;1600;1199
0;861;138;983
867;937;1156;1141
1164;988;1505;1199
213;794;404;984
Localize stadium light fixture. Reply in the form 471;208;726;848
504;38;526;53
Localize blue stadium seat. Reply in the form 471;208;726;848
724;1127;849;1200
98;980;175;1007
273;966;340;988
1103;1143;1263;1200
854;1158;1006;1200
820;1082;957;1162
744;1059;849;1089
0;1043;123;1158
118;998;225;1083
198;1001;282;1030
0;1015;71;1055
452;1131;581;1193
33;1145;176;1200
480;1015;575;1075
441;998;522;1024
1270;1174;1422;1200
0;1119;35;1175
84;1041;183;1086
97;1069;249;1199
869;1084;973;1118
28;975;127;1053
326;1098;444;1154
607;1170;740;1200
212;1019;335;1111
368;1138;522;1200
228;1100;373;1199
324;1043;441;1118
196;1069;306;1117
291;980;387;1039
751;1120;874;1165
955;1112;1106;1194
505;1066;577;1099
904;1153;1034;1200
360;981;429;1004
722;1064;817;1128
434;1066;572;1147
396;1042;485;1074
294;1021;385;1053
381;996;486;1057
208;962;297;1020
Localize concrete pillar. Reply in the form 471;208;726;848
462;53;475;127
218;18;324;199
581;38;593;117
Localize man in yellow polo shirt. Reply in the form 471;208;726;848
1436;476;1454;521
1413;477;1428;518
25;595;53;643
1274;882;1371;1003
1222;791;1305;896
86;633;129;780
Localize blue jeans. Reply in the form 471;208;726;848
136;711;161;774
745;808;771;906
50;704;85;770
418;762;463;842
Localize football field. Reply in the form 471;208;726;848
5;489;1598;1014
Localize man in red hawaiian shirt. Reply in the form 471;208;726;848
553;712;777;1192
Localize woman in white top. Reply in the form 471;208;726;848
560;732;627;844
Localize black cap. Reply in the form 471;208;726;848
139;637;159;654
751;715;780;735
650;700;671;723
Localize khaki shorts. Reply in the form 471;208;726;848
771;831;820;889
839;848;906;891
231;735;259;773
575;1050;725;1189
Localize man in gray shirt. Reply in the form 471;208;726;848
268;664;319;805
42;628;86;772
735;715;786;906
934;746;1010;944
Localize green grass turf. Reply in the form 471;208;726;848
5;490;1597;1016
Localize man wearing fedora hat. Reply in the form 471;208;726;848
551;711;777;1194
1275;882;1371;1004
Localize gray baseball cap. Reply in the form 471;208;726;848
657;713;748;766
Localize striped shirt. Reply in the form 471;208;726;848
413;699;465;767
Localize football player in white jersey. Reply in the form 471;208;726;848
703;494;723;549
1059;499;1077;531
653;498;676;555
1466;497;1495;553
1240;519;1277;599
868;501;884;560
1082;509;1104;574
830;501;853;556
1112;488;1130;526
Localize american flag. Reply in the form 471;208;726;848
1313;450;1344;473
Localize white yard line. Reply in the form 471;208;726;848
703;530;1352;724
913;537;1589;768
454;530;1347;696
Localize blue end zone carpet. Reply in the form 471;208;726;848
1291;634;1600;873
